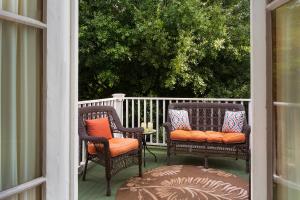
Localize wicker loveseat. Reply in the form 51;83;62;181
163;102;250;172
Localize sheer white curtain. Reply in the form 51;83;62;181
274;1;300;199
0;0;42;199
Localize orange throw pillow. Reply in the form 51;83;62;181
85;118;112;139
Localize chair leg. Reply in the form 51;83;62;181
204;156;208;169
139;150;143;177
174;145;177;155
105;164;112;196
106;176;111;196
246;157;250;173
167;144;171;166
82;157;89;181
105;154;112;196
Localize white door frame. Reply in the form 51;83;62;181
70;0;292;199
251;0;294;199
250;0;268;199
46;0;78;199
69;0;79;199
0;0;78;199
61;0;296;199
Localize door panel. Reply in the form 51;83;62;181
272;0;300;199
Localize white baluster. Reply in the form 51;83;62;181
138;99;141;127
163;100;166;144
150;100;153;144
132;99;135;128
156;100;159;145
125;99;129;128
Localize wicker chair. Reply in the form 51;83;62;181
163;102;251;172
78;106;143;196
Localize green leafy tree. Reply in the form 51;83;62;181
79;0;250;100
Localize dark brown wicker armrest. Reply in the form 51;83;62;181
163;122;172;142
118;127;144;134
242;124;251;135
242;124;251;146
81;135;109;145
118;127;144;141
81;135;110;156
163;122;172;133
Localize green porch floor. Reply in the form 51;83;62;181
78;147;249;200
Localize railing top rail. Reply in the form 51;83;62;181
124;97;251;102
78;98;115;104
78;97;251;105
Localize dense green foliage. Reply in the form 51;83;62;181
79;0;250;100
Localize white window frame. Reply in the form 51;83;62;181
265;0;299;199
0;3;47;199
251;0;295;199
0;0;78;199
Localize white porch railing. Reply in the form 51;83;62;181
78;95;251;165
78;97;116;108
122;97;252;146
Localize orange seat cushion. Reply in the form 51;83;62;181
205;131;225;143
85;118;112;139
190;131;207;142
170;130;191;141
170;130;245;144
223;133;246;144
87;138;139;157
170;130;207;142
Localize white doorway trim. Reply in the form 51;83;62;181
250;0;268;199
45;0;77;199
69;0;79;199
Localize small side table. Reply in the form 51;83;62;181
142;130;158;167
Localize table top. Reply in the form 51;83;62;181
143;129;156;135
